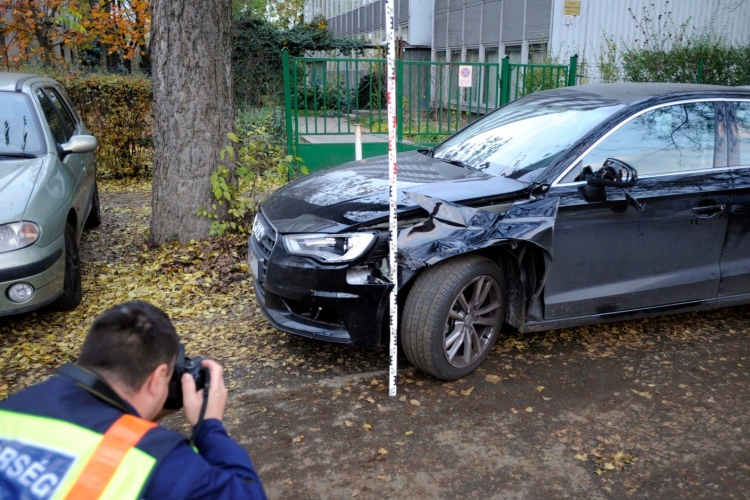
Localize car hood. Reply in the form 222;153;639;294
0;157;44;221
262;151;531;233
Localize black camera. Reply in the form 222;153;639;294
165;344;208;410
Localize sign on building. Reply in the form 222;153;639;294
458;66;473;88
563;0;581;16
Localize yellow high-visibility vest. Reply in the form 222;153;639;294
0;409;159;499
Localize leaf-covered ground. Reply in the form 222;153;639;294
2;180;749;498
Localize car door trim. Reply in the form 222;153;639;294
522;290;750;333
552;98;750;187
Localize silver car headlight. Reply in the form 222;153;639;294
0;222;41;253
282;232;376;263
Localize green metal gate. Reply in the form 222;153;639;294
282;49;578;173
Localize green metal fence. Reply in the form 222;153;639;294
398;60;503;146
282;49;578;172
500;55;578;103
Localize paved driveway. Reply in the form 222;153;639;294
194;307;750;499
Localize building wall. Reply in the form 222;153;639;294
313;0;406;45
433;0;553;63
549;0;750;83
305;0;750;74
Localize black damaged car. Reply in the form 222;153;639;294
249;83;750;380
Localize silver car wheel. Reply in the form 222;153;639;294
443;275;502;368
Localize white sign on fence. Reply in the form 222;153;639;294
458;65;473;87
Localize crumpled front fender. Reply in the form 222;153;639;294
397;192;559;308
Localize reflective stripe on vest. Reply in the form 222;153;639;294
0;409;159;500
64;415;156;499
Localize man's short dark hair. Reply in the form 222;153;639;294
78;301;179;390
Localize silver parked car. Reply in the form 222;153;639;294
0;73;99;316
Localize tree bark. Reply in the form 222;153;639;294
150;0;233;243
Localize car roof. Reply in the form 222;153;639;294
0;73;59;92
546;82;750;106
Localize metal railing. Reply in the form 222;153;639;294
281;49;579;170
398;60;502;145
500;55;578;103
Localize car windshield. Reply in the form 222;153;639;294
0;91;45;156
432;90;626;182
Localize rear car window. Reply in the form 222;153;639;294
36;88;69;144
729;101;750;167
45;87;78;136
0;91;45;155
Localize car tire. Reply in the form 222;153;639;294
401;255;506;381
52;223;82;311
84;183;102;229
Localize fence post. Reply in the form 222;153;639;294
500;55;510;106
567;54;578;87
696;60;704;84
282;48;294;158
396;59;404;149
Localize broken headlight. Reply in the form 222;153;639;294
282;232;376;263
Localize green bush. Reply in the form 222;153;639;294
622;34;750;86
233;15;367;107
61;73;153;178
619;5;750;86
198;109;307;236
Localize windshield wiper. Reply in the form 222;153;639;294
0;152;37;159
436;157;482;172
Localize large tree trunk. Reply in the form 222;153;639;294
150;0;233;243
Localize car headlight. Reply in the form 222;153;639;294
282;232;376;263
0;222;41;253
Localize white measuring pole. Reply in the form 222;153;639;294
385;0;398;397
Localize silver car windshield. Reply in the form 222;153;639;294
432;92;625;182
0;92;45;156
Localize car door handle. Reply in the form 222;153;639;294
692;205;726;218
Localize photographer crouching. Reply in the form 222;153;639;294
0;301;267;499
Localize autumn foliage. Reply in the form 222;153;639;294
0;0;150;69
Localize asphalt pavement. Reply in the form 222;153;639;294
167;305;750;499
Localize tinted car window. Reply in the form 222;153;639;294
0;92;45;155
45;87;77;136
729;101;750;167
36;89;69;144
432;92;624;182
55;86;82;124
565;102;716;181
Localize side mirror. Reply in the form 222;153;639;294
61;135;98;157
581;158;645;211
582;158;638;201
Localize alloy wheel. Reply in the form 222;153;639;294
443;275;502;368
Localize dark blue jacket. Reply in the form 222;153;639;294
0;375;267;500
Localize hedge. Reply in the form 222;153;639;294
622;35;750;86
59;73;153;178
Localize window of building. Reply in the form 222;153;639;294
465;49;480;103
483;48;499;107
529;43;548;64
504;45;522;63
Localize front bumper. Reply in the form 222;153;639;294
249;224;392;348
0;235;65;316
